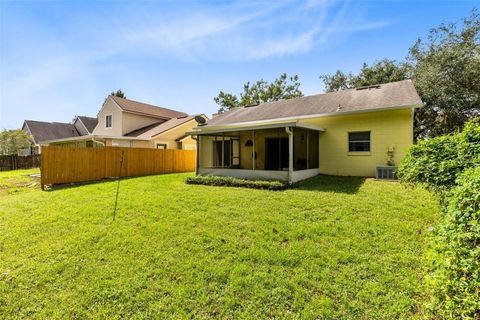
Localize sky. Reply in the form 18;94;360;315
0;0;477;129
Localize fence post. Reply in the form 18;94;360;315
40;148;45;190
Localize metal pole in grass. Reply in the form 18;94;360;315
113;151;124;221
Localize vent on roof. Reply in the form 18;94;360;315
356;84;381;90
244;103;259;108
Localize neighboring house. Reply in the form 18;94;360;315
22;116;96;154
43;96;205;150
189;80;422;183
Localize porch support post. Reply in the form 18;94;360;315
286;127;293;184
222;134;225;168
195;135;199;175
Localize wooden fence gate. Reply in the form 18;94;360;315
41;146;196;188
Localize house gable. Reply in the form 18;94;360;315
92;97;124;136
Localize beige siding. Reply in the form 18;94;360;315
92;98;123;136
122;113;163;136
151;119;200;150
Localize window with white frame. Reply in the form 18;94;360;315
156;143;167;149
105;115;112;128
348;131;371;152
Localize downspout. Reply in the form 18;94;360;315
285;127;293;184
92;136;105;147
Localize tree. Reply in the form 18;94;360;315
0;129;33;155
110;89;126;98
409;9;480;137
320;59;411;92
319;9;480;138
214;73;303;113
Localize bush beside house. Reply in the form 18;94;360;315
398;118;480;194
428;168;480;319
185;175;287;190
398;118;480;319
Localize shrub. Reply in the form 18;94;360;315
428;167;480;319
398;118;480;317
397;118;480;193
185;175;287;190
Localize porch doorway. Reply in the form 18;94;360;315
265;138;288;170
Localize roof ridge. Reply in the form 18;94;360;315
252;79;413;108
111;95;187;115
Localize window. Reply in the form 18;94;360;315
156;143;167;149
348;131;370;152
105;115;112;128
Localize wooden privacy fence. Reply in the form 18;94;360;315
0;155;40;171
41;146;196;188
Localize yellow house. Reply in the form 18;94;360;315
189;80;422;183
43;96;206;150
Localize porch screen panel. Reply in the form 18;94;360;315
308;130;319;169
293;128;308;170
213;140;232;168
293;128;319;171
232;139;240;167
199;136;214;168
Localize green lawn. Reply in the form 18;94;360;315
0;169;439;319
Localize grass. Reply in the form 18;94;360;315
0;170;439;319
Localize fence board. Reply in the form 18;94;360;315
40;146;195;188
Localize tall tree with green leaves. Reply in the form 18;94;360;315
214;73;303;113
320;59;412;92
110;89;126;98
409;9;480;137
319;9;480;138
0;129;33;155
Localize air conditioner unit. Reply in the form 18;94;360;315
376;166;398;180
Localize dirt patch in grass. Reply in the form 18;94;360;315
0;169;40;196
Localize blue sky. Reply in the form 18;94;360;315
0;0;477;129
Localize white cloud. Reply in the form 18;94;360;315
101;0;388;61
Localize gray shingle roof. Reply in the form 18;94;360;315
24;120;80;144
110;96;188;120
205;80;422;127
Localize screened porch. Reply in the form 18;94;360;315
194;123;324;183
